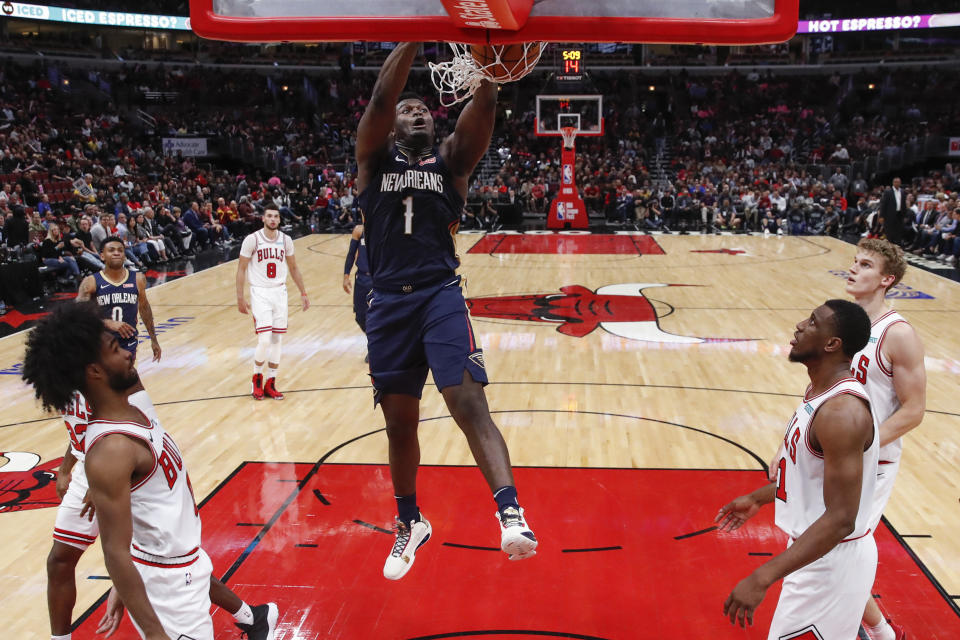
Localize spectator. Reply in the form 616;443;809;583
40;225;81;286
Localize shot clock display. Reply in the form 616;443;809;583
558;48;584;81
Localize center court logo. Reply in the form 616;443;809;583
0;451;61;513
467;283;745;343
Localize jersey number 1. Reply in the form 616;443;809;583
775;457;788;502
402;196;414;235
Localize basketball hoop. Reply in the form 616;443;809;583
429;42;545;107
560;126;577;150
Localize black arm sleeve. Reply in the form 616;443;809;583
344;238;360;275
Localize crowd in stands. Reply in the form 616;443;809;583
2;48;959;312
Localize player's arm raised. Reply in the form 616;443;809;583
136;273;161;362
76;274;97;302
880;323;926;447
85;436;168;640
441;79;498;182
724;394;871;628
356;42;421;189
286;254;309;311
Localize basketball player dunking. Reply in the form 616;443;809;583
23;304;216;640
846;239;925;640
236;208;310;400
342;223;372;361
357;42;537;580
717;300;878;639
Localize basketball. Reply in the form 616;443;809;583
471;42;544;82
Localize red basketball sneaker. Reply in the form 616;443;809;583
263;377;284;400
252;373;264;400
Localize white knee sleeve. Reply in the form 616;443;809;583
268;332;282;364
254;332;271;363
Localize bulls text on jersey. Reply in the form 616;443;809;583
256;247;285;262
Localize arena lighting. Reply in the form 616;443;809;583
797;12;960;34
648;85;655;92
868;83;876;90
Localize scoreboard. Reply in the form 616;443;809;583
557;47;585;81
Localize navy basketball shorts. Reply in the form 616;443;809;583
116;333;138;360
366;275;487;400
353;273;373;333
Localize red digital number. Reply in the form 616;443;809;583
853;354;869;384
266;262;277;278
775;457;788;502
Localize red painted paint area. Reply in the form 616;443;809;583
468;285;658;337
72;464;960;639
468;234;665;255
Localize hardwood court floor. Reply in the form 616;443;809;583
1;232;958;639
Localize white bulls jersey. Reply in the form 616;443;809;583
774;378;879;541
851;309;908;463
240;228;294;289
85;409;201;561
63;391;93;463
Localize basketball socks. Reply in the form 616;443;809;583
865;620;895;640
253;362;263;375
266;365;278;380
493;485;520;513
232;601;254;626
395;494;420;524
52;634;71;640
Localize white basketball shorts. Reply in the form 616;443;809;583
768;535;877;640
250;285;288;334
52;463;99;550
868;459;901;533
130;548;214;640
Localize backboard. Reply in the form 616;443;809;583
191;0;799;45
535;95;603;137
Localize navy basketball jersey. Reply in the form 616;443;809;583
94;269;139;343
358;147;463;289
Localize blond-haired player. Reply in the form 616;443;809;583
236;209;310;400
846;238;926;640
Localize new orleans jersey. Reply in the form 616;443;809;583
358;148;463;289
94;269;139;351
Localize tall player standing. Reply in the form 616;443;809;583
356;42;537;580
846;239;926;640
718;300;877;639
23;303;214;640
77;235;161;364
237;208;310;400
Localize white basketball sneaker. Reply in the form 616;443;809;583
383;516;432;580
496;506;538;560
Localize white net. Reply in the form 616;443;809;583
429;42;545;107
560;126;577;150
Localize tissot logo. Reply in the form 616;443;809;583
467;283;744;343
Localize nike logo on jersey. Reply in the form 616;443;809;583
395;155;406;163
380;170;444;194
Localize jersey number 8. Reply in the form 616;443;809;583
266;263;277;278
